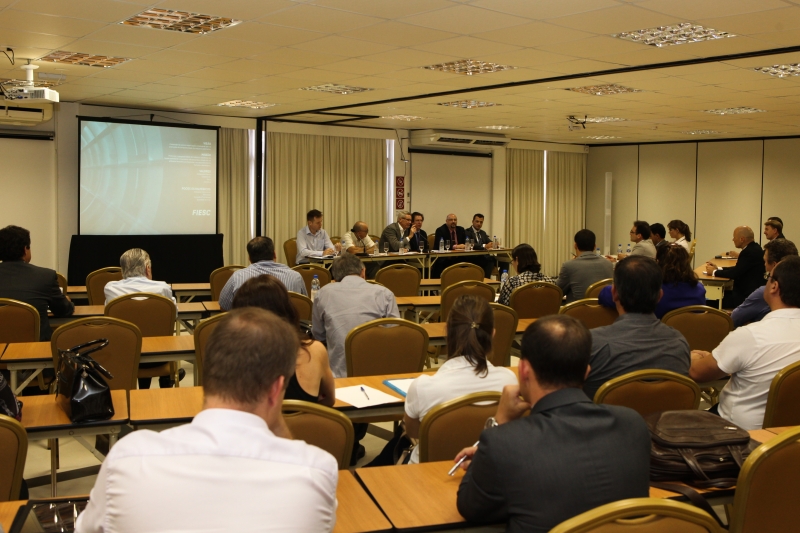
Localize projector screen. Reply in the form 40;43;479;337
79;118;218;235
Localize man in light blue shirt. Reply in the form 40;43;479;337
296;209;340;265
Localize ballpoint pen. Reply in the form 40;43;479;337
448;441;479;476
360;386;370;400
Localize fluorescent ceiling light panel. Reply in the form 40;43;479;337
300;83;373;95
568;84;642;96
582;116;627;123
583;135;621;139
122;8;241;34
477;125;519;130
438;100;499;109
381;115;425;121
753;64;800;78
682;130;725;135
703;107;765;115
423;59;517;76
0;77;59;88
614;23;735;47
218;100;277;109
38;51;130;67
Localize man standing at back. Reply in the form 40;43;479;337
76;308;338;532
706;226;765;308
455;315;651;532
556;229;613;303
296;209;339;265
0;225;73;341
584;256;690;400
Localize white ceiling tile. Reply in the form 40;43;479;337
159;0;296;20
59;39;161;58
400;5;530;34
291;36;397;58
12;0;145;22
637;0;789;21
251;48;348;68
258;4;383;33
410;36;523;57
84;24;198;48
470;0;623;21
474;22;595;48
307;0;453;19
549;4;681;34
341;21;458;47
221;22;323;45
0;10;107;39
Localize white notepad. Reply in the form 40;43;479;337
336;385;402;408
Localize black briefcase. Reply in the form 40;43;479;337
55;339;115;423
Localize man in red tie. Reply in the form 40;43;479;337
432;214;467;278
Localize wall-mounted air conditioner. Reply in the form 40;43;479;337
0;104;52;126
409;129;510;151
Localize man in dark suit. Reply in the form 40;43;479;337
432;213;466;278
706;226;766;308
379;211;415;253
408;212;428;253
464;213;495;278
0;225;74;341
455;315;651;533
650;222;669;249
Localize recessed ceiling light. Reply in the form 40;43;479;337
217;100;277;109
568;84;642;96
582;116;627;123
583;135;622;140
438;100;499;109
422;59;517;76
754;64;800;78
122;8;241;34
682;130;726;135
300;83;373;95
704;107;765;115
381;115;425;121
39;51;131;67
476;125;519;130
0;77;60;88
614;23;735;47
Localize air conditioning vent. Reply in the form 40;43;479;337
472;139;508;146
0;104;52;125
437;136;473;144
409;129;510;151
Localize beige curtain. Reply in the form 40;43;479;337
506;148;545;275
267;132;386;264
543;151;587;277
217;128;251;266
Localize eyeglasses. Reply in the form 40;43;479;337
765;272;772;281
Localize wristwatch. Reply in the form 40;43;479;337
484;416;499;429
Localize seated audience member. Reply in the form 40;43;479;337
455;315;651;532
104;248;174;305
408;212;429;253
498;244;556;306
690;256;800;430
403;295;517;464
75;308;338;533
465;213;496;279
667;219;692;252
432;214;467;278
219;236;306;311
342;221;378;278
556;229;613;303
732;239;797;328
0;225;73;341
231;275;335;406
296;209;340;265
379;211;414;253
312;252;399;378
764;217;785;241
584;256;690;400
598;245;705;318
707;226;765;308
650;223;668;249
607;220;656;261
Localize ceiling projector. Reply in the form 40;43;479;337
1;64;60;103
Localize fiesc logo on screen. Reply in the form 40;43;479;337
192;210;212;216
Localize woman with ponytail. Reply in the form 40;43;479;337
667;219;692;252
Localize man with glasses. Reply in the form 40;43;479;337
379;211;415;253
607;221;656;261
408;212;429;253
432;214;467;278
731;239;797;328
342;221;378;278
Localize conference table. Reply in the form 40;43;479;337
695;257;736;309
50;302;207;334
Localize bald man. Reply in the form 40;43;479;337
706;226;766;308
432;214;467;278
342;221;378;278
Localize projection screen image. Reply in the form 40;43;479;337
79;120;218;235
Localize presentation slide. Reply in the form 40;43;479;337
79;119;218;235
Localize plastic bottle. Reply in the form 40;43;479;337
500;270;508;287
626;243;632;254
493;235;499;249
617;244;623;254
310;275;320;301
439;238;444;252
595;247;601;256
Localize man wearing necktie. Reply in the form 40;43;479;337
408;212;429;253
432;214;467;278
465;214;496;279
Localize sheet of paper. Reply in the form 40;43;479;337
383;378;415;397
336;385;402;408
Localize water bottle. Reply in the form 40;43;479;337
595;247;601;256
500;270;508;287
439;238;444;252
493;235;498;249
617;244;622;254
310;275;320;301
626;243;632;254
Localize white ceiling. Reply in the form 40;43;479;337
4;0;800;143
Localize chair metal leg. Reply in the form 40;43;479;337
50;438;58;497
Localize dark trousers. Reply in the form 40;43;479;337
138;362;172;389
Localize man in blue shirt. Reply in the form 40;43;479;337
296;209;340;265
731;238;797;327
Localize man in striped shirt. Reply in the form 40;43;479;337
219;237;307;310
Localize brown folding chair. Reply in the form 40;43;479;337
427;234;436;252
287;291;313;321
85;267;122;305
0;298;40;343
345;318;428;376
282;400;354;470
418;392;501;463
0;415;27;502
440;280;496;322
585;278;612;299
375;263;422;297
292;264;332;296
440;262;484;293
728;426;800;533
762;360;800;429
193;312;227;385
559;298;618;329
284;238;298;268
509;282;563;319
209;265;244;301
661;305;733;351
488;303;518;367
56;272;68;295
593;369;701;418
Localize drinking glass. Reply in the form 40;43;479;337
445;240;451;251
383;243;389;254
419;242;424;253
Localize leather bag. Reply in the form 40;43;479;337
55;339;115;423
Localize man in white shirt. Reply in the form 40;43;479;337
76;308;339;533
690;255;800;429
296;208;340;265
342;221;378;278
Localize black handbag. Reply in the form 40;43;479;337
55;339;115;423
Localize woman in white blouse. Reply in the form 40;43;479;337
668;219;692;252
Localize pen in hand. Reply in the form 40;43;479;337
448;441;479;476
360;386;370;400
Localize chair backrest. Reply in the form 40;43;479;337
585;278;612;299
56;272;68;294
509;281;564;319
440;281;496;322
209;265;245;301
728;426;800;533
661;305;733;352
762;360;800;429
0;298;40;343
440;262;484;293
369;234;380;243
288;291;313;321
282;400;354;470
284;238;298;268
594;369;701;418
427;233;436;252
418;392;501;463
0;415;27;502
488;303;518;367
345;318;428;376
105;293;177;337
51;317;142;391
550;498;724;533
193;312;227;384
85;267;122;305
375;263;422;297
559;298;619;329
330;236;341;246
689;239;697;262
292;264;332;296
